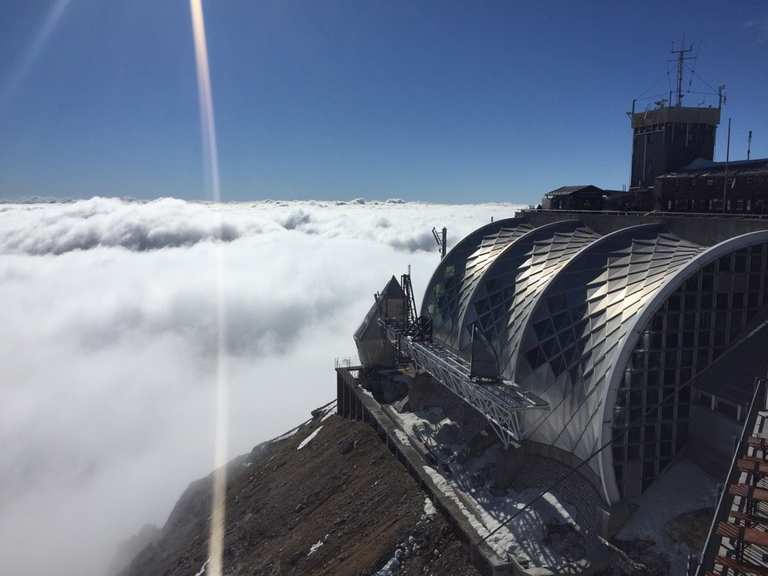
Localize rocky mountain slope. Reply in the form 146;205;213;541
120;412;480;576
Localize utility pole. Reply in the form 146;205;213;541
671;39;695;107
722;117;731;213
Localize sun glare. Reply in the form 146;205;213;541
189;1;227;575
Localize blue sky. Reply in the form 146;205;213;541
0;0;766;203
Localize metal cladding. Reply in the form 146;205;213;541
421;218;531;349
419;217;768;504
354;276;406;368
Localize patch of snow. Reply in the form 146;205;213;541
320;408;336;422
194;558;209;576
421;463;590;571
388;407;605;571
307;539;324;556
541;491;577;527
423;497;436;518
297;426;324;451
375;545;408;576
422;465;521;560
307;533;329;557
374;554;401;576
393;429;411;446
375;530;426;574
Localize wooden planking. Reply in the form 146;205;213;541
730;483;768;502
738;458;768;475
715;553;768;576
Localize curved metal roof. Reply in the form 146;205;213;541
458;220;599;369
451;222;535;350
421;217;529;349
514;224;704;496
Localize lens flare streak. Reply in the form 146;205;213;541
0;0;72;108
189;2;227;576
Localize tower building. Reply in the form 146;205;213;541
629;43;722;190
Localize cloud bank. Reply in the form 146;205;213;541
0;197;523;576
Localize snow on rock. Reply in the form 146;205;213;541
320;408;336;422
374;534;423;575
386;404;623;572
422;464;588;569
423;497;436;519
297;426;324;451
393;429;411;447
307;534;329;557
193;558;209;576
374;553;401;576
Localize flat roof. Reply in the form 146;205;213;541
631;106;721;129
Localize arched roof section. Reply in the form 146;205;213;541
596;229;768;504
513;224;704;497
421;217;532;349
457;220;599;365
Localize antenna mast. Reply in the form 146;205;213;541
671;38;695;107
431;226;447;259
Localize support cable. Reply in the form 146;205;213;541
479;365;723;544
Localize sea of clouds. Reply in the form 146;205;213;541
0;196;524;576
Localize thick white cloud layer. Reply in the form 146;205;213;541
0;197;523;576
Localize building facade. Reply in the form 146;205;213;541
630;105;721;190
416;212;768;503
655;158;768;213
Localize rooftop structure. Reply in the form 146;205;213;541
629;43;723;190
656;158;768;214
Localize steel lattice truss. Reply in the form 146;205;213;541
382;322;548;447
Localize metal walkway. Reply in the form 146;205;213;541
382;321;548;447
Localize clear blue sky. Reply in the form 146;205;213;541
1;0;766;203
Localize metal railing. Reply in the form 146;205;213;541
380;320;548;447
